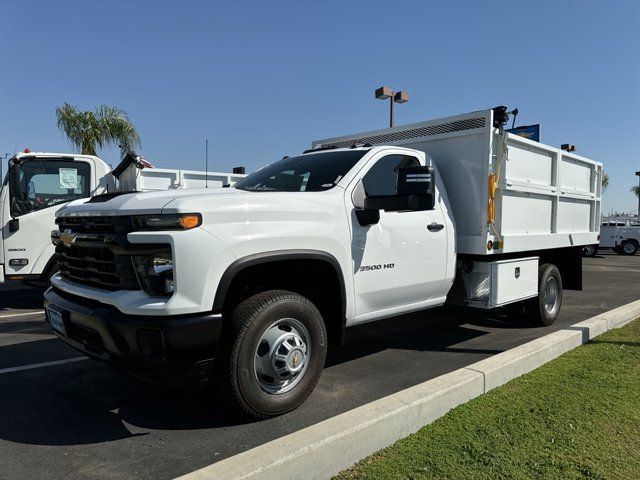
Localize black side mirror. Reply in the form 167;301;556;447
8;161;25;218
398;165;436;211
364;165;436;212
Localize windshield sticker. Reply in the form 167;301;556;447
59;168;78;189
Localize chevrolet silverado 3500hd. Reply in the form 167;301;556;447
45;108;602;418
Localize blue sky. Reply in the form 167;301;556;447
1;0;638;213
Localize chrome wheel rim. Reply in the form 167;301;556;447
544;277;560;315
623;243;636;254
254;318;310;395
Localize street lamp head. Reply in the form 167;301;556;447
375;86;393;100
635;171;640;176
394;91;409;104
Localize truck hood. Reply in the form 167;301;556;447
57;188;241;216
57;187;343;220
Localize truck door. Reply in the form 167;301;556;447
3;158;92;280
349;152;449;322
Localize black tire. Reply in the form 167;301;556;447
582;244;598;257
620;241;638;256
220;290;327;419
523;263;563;326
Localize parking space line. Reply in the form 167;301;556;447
0;310;45;319
0;356;87;375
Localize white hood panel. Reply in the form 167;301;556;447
57;188;240;217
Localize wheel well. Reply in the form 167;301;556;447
538;247;582;291
219;258;346;345
622;238;639;246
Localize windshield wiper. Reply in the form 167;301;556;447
239;185;277;192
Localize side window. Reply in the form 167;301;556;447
362;155;420;196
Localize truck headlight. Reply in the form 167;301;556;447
131;252;175;297
130;214;201;230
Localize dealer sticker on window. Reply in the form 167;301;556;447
59;168;78;189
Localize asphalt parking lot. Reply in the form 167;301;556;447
1;252;639;480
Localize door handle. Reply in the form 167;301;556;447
427;222;444;232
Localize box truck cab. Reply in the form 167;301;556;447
0;152;112;283
0;151;246;284
44;108;602;419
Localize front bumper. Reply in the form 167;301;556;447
50;226;235;317
44;287;223;387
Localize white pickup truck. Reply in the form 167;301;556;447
599;223;640;255
0;151;244;284
45;107;602;418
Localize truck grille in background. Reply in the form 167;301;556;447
55;216;139;291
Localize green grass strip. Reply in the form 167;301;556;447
335;319;640;480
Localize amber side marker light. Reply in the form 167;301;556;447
179;214;201;229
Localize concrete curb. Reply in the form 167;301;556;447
176;298;640;480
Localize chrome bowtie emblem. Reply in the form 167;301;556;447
60;229;76;248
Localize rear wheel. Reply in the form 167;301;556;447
219;290;327;419
582;244;598;257
620;241;638;256
523;263;563;326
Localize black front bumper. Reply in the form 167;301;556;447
44;287;223;388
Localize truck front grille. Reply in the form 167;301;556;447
57;216;119;234
55;216;140;291
56;244;139;290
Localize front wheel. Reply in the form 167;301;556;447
523;263;563;326
582;244;598;257
220;290;327;419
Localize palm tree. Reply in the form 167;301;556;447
55;103;141;156
602;172;609;191
632;185;640;198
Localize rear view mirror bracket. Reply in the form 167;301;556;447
355;209;380;227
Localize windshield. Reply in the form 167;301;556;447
10;159;91;217
234;150;368;192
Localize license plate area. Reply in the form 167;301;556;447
46;305;67;337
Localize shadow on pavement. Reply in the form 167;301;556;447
0;305;512;447
0;285;46;311
0;359;249;446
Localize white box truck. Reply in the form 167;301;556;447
0;151;245;284
44;107;602;418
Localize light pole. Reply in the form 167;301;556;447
375;86;409;128
635;171;640;221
